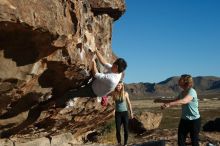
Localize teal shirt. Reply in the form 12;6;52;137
115;99;128;112
178;88;200;120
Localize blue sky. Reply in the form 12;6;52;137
112;0;220;83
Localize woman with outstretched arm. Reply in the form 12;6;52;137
154;74;201;146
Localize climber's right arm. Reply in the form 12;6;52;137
95;48;108;65
92;60;99;76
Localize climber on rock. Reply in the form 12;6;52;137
39;48;127;108
63;48;127;98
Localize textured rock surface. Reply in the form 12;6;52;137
129;112;162;134
0;0;125;143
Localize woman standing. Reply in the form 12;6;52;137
154;74;201;146
112;81;134;146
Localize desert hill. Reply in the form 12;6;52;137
125;76;220;99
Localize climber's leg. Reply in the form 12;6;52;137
63;82;96;99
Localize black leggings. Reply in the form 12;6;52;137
178;118;201;146
39;81;97;108
115;111;129;145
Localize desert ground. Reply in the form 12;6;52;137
98;99;220;146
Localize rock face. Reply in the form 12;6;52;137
0;0;125;143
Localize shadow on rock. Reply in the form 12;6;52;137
129;118;146;134
0;92;74;138
0;92;60;138
0;22;58;66
0;92;43;119
0;105;42;138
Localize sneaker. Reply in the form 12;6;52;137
97;97;102;103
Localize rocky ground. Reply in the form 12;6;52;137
128;129;220;146
93;99;220;146
0;99;220;146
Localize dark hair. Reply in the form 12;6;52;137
114;58;127;73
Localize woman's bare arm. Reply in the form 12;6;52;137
125;92;134;119
163;95;193;108
154;98;177;103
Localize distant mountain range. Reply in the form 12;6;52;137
125;76;220;99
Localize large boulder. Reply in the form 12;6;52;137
129;112;163;134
